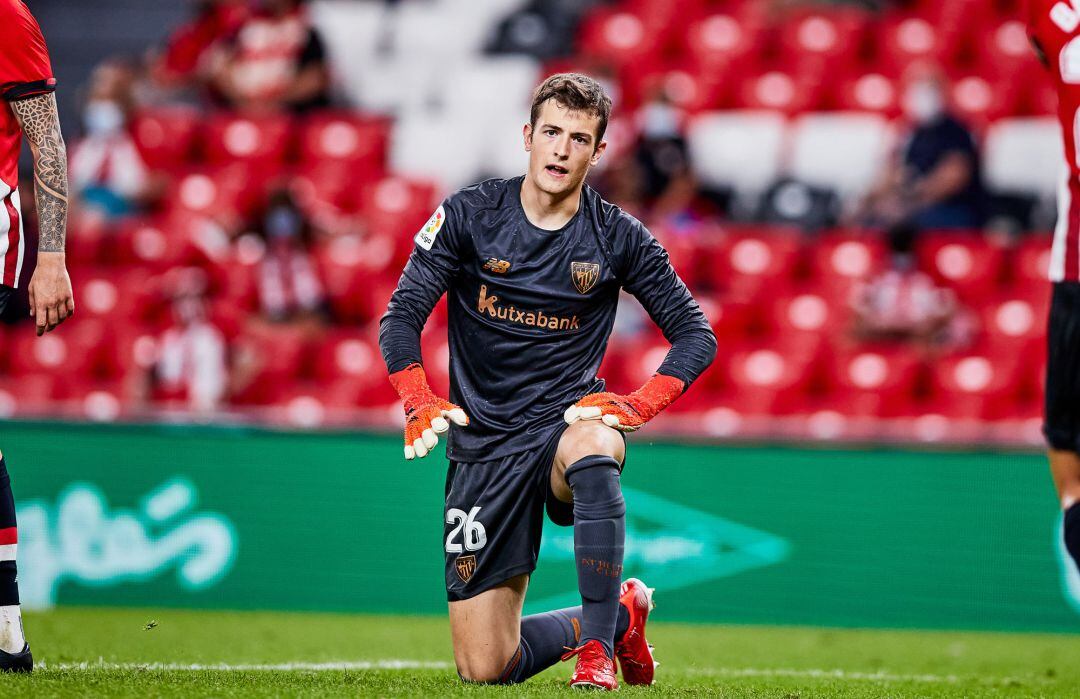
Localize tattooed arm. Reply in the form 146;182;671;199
9;91;74;335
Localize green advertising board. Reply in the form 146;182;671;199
1;421;1076;632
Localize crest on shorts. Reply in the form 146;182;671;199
455;555;477;583
571;262;600;294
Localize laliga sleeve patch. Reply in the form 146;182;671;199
414;205;446;251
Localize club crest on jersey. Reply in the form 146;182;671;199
455;555;477;583
414;205;445;251
571;262;600;294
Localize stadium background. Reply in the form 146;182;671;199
3;0;1079;642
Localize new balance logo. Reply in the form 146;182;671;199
483;258;511;274
477;285;580;331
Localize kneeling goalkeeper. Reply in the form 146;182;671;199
379;73;716;690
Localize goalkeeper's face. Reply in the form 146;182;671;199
525;99;607;198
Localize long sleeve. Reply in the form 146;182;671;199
621;221;717;388
379;203;463;374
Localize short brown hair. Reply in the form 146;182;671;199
530;73;612;145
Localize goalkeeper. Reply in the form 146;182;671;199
379;73;716;690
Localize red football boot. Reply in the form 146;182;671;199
616;578;657;685
562;639;618;690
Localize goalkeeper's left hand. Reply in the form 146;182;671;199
563;374;685;432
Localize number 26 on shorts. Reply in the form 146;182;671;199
445;506;487;553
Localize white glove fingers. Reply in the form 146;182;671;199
579;406;603;420
413;437;429;458
564;405;581;424
444;408;469;426
602;414;620;428
404;444;416;460
431;416;450;434
421;428;438;449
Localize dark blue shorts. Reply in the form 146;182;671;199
443;422;575;602
1045;282;1080;452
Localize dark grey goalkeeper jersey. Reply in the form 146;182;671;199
379;176;716;462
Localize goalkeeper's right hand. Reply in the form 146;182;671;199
388;363;469;460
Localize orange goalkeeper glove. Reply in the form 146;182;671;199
388;363;469;460
563;374;685;432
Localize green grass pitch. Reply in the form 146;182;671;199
8;607;1080;697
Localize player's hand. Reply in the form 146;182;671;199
388;363;469;460
27;252;75;336
564;374;685;432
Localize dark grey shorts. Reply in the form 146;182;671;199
443;421;574;602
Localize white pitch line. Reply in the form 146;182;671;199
44;660;454;672
687;667;1043;686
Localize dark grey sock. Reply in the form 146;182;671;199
566;455;625;658
494;605;631;684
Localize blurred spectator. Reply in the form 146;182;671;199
149;268;229;414
854;67;984;232
251;188;327;325
151;0;250;95
211;0;330;113
850;227;975;350
634;89;700;228
69;61;162;222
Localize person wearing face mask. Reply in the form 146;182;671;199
69;61;158;219
854;65;984;233
149;268;229;414
252;188;326;325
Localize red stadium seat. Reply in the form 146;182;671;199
289;164;361;216
776;9;866;85
715;227;802;300
577;8;664;70
203;113;293;168
310;330;396;404
979;293;1049;352
0;374;58;415
926;349;1023;419
9;327;97;378
684;13;760;76
807;233;888;300
100;328;161;381
168;164;272;221
131;106;200;170
298;112;391;172
916;233;1006;302
59;379;130;422
766;292;850;350
735;69;823;114
314;234;399;324
947;73;1019;129
1012;236;1054;288
835;72;901;116
876;16;946;75
977;20;1043;83
721;345;816;415
820;345;921;417
230;325;310;405
359;176;438;255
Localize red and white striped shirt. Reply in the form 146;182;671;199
1030;0;1080;282
0;0;55;289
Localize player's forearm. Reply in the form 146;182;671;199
653;324;717;390
378;314;424;374
10;92;67;253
